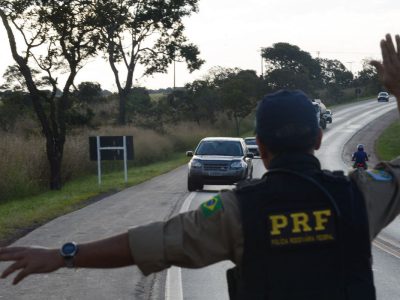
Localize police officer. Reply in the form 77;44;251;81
1;34;400;299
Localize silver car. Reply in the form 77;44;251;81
186;137;254;191
377;92;389;102
244;137;260;157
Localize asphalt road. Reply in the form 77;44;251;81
177;98;399;300
0;98;398;299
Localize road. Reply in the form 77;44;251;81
173;98;399;300
0;98;399;299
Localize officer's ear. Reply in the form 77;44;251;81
314;128;323;151
256;138;267;158
256;137;273;167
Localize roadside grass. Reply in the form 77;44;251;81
376;120;400;161
327;95;374;109
0;153;189;245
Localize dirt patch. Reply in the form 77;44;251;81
342;109;398;168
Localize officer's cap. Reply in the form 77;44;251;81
256;89;320;153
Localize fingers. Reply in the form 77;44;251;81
0;248;25;262
396;34;400;59
0;247;29;284
385;34;396;57
370;60;384;78
383;34;400;70
13;268;30;285
381;35;394;69
1;260;26;279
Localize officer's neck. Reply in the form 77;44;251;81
262;149;315;170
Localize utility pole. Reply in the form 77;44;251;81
173;59;176;90
260;47;264;77
347;61;354;74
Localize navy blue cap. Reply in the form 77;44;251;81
256;89;319;153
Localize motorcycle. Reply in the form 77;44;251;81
353;162;368;170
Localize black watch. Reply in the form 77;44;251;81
60;242;79;268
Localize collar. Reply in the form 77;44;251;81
268;152;321;172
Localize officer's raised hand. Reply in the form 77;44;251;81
371;34;400;112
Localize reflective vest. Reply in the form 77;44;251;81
232;167;375;300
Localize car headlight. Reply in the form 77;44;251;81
231;160;245;169
191;159;202;168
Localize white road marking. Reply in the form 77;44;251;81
165;192;197;300
165;100;399;299
179;191;197;213
165;266;183;300
373;238;400;260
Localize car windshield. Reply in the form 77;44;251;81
244;138;256;145
379;92;388;96
196;141;243;156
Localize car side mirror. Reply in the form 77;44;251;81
186;151;193;157
246;153;254;159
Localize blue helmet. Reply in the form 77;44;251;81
357;144;364;151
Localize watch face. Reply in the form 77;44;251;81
62;242;77;256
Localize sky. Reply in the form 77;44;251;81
0;0;399;91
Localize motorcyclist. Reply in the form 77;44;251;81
352;144;369;169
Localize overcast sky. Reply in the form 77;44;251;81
0;0;399;91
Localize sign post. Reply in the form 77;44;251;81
89;136;134;185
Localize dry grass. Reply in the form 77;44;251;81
0;133;47;200
89;98;119;126
0;122;224;201
0;111;255;202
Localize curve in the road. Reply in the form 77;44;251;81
168;98;399;300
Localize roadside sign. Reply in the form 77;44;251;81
89;136;134;185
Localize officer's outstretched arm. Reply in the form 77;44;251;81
371;34;400;114
0;232;134;285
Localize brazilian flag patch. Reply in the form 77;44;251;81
366;170;393;182
200;195;223;218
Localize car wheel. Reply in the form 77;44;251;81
248;167;253;179
320;118;327;129
196;181;204;191
188;177;198;192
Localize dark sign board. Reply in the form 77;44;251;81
89;136;134;161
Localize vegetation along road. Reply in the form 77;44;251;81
0;97;398;299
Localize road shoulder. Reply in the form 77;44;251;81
342;109;398;167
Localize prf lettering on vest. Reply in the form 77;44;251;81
269;209;332;235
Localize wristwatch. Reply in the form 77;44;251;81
60;242;79;268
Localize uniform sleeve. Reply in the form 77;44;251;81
127;191;243;275
350;157;400;240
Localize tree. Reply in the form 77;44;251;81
0;90;31;131
219;69;264;135
75;81;104;103
354;59;382;94
318;58;353;87
182;80;221;124
95;0;204;125
126;87;151;114
317;58;354;102
0;1;100;189
262;43;321;93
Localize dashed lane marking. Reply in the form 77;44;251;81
373;236;400;260
165;192;197;300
